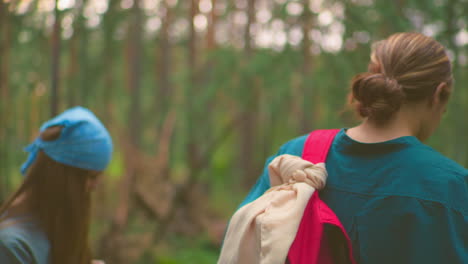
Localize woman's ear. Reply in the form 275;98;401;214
432;82;450;106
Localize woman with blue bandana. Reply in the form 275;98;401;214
0;107;113;264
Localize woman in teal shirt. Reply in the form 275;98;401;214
240;33;468;263
0;107;112;264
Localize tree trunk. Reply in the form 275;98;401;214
188;0;198;84
240;0;257;186
444;0;465;163
0;1;11;201
124;0;144;223
203;0;218;142
206;0;217;50
186;0;200;175
66;0;88;107
300;0;314;133
67;24;78;107
158;0;172;116
129;0;143;148
244;0;255;56
102;0;119;121
78;0;89;105
99;2;143;263
50;0;61;116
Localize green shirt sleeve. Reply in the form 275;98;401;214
238;134;308;208
353;196;468;264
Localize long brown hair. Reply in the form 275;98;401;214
0;126;98;264
349;32;453;123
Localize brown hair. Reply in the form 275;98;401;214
0;126;98;264
349;32;453;123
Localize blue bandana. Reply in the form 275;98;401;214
21;107;113;175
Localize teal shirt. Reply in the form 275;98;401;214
0;218;50;264
240;129;468;264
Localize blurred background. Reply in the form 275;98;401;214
0;0;467;263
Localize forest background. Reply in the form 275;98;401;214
0;0;467;263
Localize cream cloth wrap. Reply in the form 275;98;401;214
218;154;327;264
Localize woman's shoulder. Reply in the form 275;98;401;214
0;220;45;247
395;144;468;214
417;144;467;175
0;224;31;262
403;143;468;184
276;134;309;156
0;220;49;263
0;221;29;242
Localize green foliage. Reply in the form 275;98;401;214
106;150;124;181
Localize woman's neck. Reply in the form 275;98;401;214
346;106;423;143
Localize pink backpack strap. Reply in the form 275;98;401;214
302;129;340;164
288;129;356;264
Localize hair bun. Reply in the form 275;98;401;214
351;72;405;122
